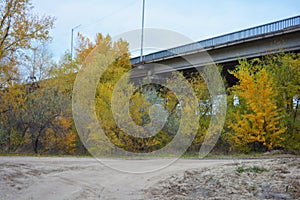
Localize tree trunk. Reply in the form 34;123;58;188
33;131;41;154
7;129;11;153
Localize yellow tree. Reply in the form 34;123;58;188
0;0;54;153
188;71;211;151
0;0;54;87
0;52;79;154
75;33;159;155
36;53;79;154
227;60;285;152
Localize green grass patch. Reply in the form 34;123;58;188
236;165;268;173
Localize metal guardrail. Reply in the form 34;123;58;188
131;15;300;64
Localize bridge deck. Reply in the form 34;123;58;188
131;15;300;64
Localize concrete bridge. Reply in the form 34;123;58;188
130;15;300;84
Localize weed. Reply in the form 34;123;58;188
236;165;268;173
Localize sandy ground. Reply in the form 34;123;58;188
0;156;235;200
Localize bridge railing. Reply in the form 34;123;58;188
131;15;300;64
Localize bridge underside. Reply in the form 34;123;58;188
130;27;300;87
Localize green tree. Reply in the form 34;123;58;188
0;83;27;152
263;53;300;152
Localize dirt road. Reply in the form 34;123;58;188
0;156;235;199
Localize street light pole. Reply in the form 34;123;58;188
71;24;81;60
140;0;145;62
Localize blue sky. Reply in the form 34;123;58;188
31;0;300;61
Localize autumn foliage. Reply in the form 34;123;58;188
226;60;286;152
0;0;299;155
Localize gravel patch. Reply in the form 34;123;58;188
145;158;300;200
